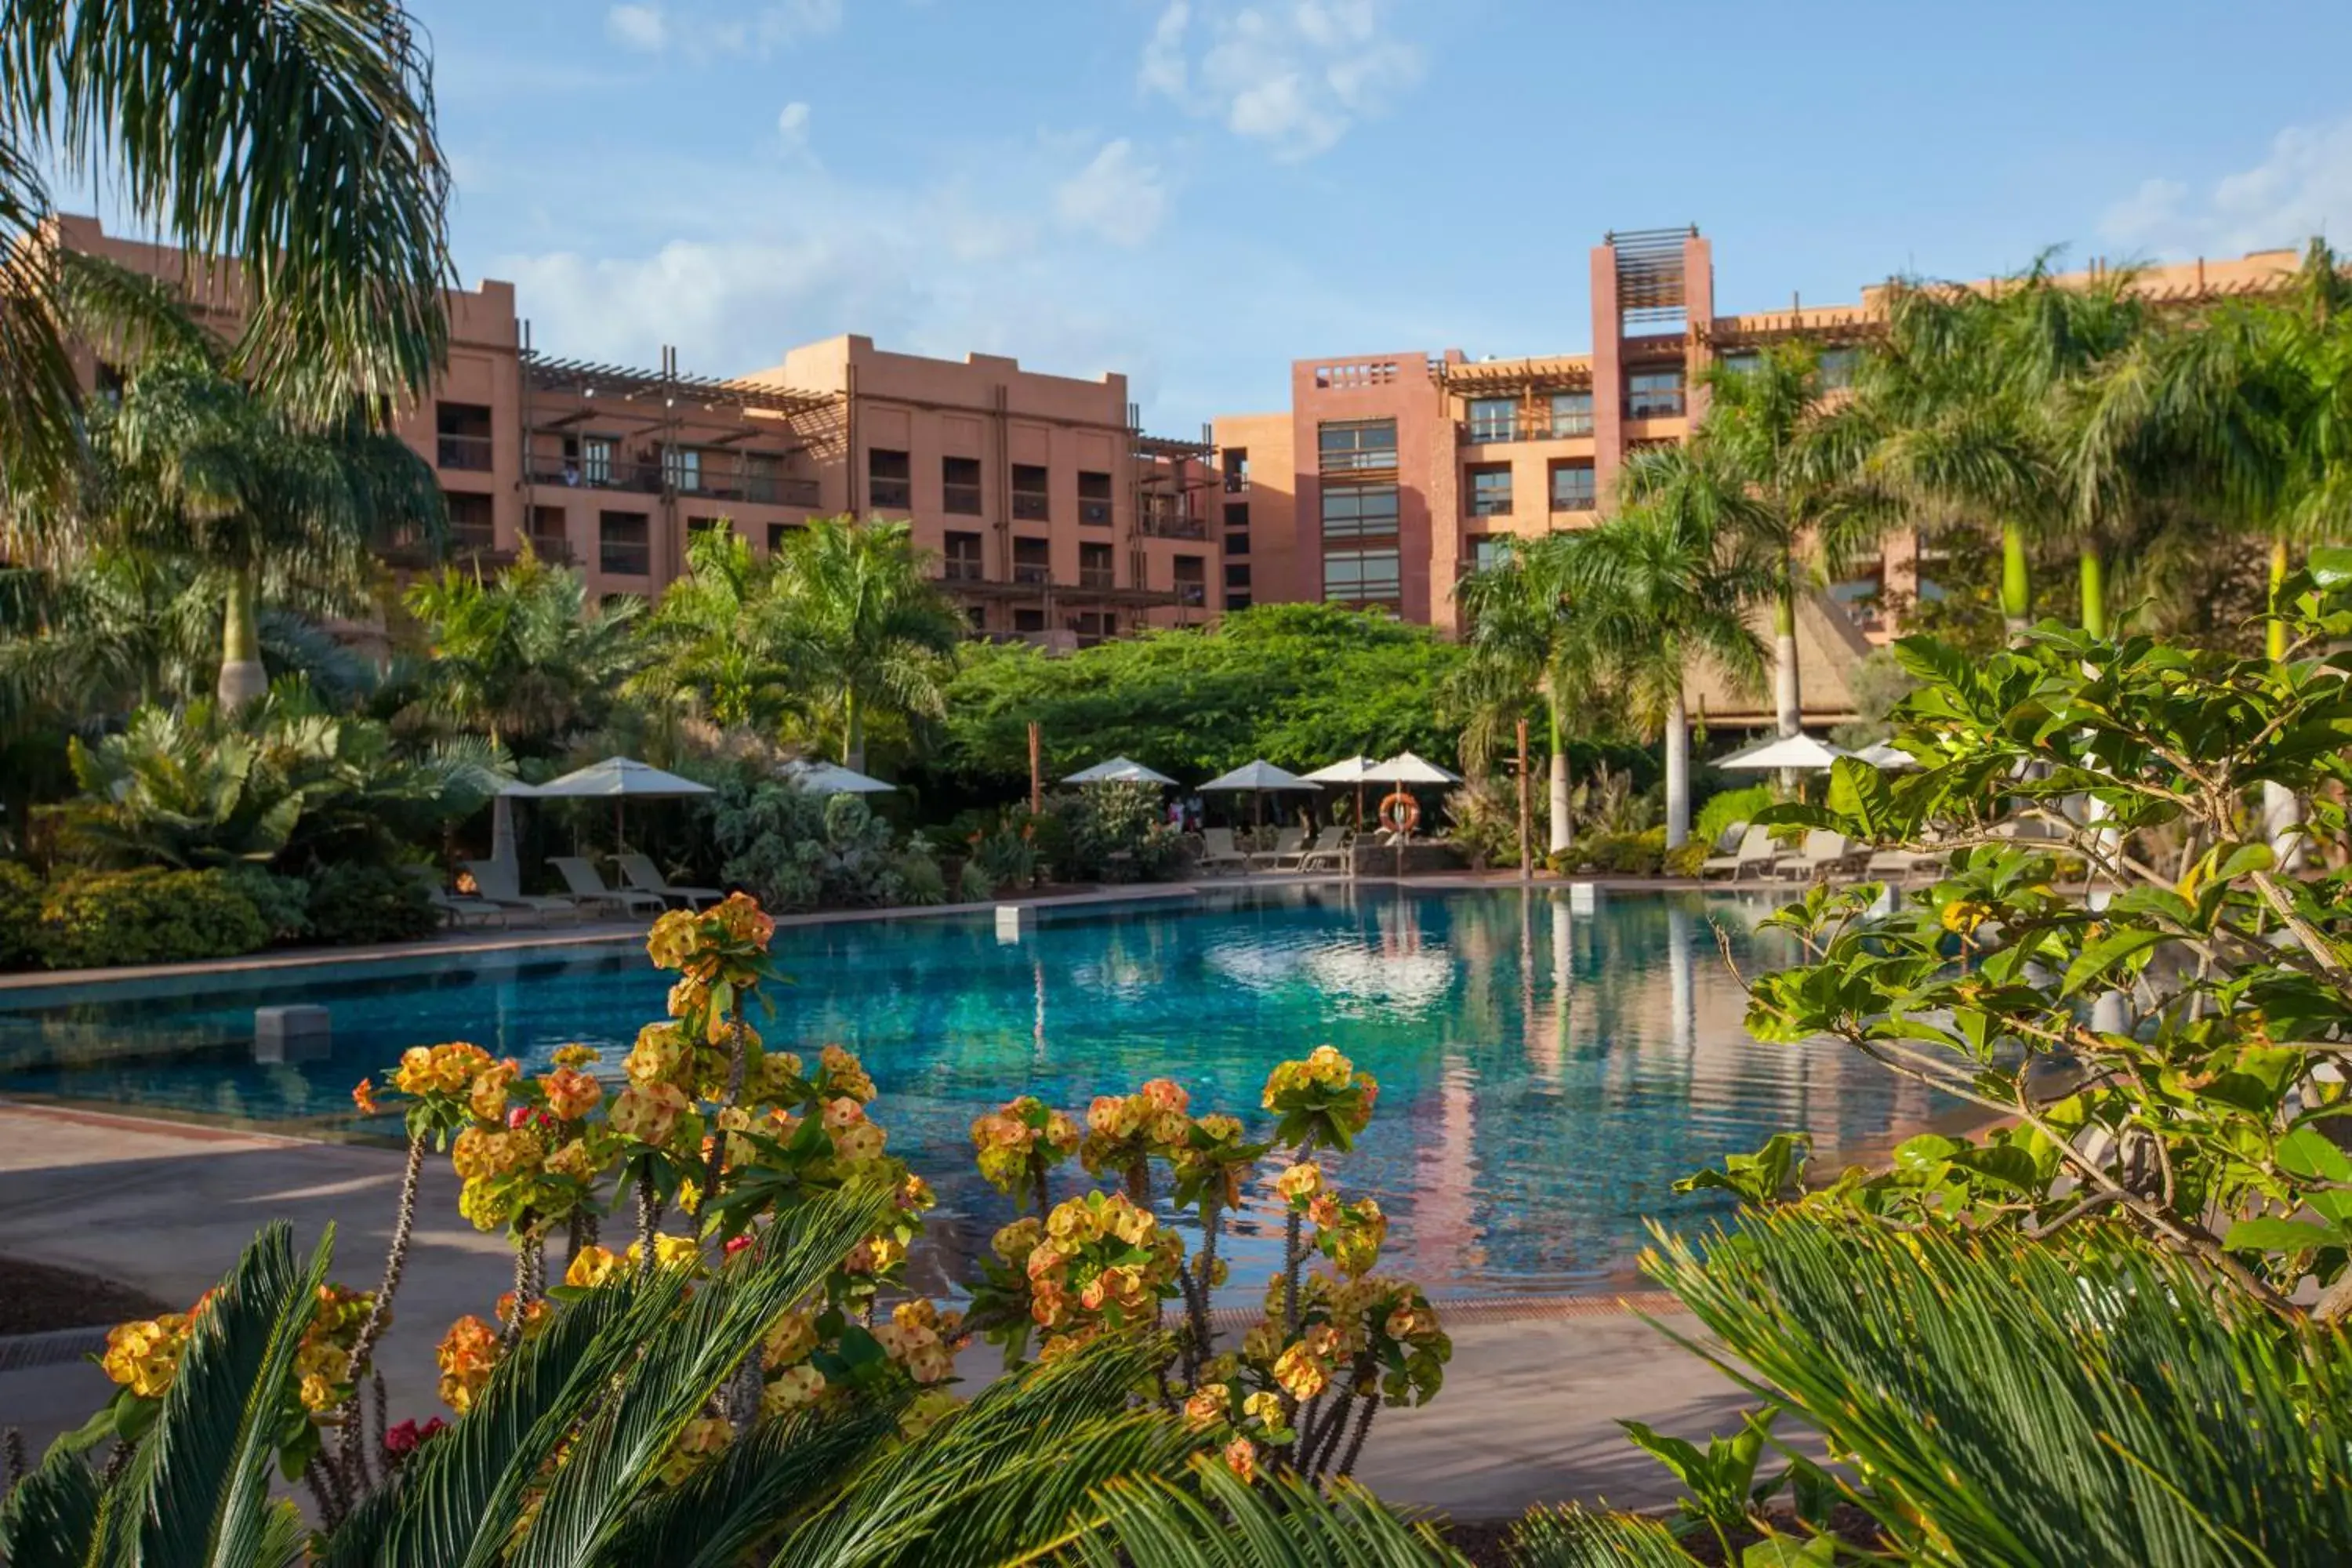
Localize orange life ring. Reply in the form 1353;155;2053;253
1377;791;1421;834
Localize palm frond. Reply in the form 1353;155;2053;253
1505;1506;1697;1568
1060;1464;1465;1567
0;1439;104;1568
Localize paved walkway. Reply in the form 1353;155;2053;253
0;1104;1758;1518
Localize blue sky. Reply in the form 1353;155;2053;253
402;0;2352;430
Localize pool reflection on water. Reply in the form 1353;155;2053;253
0;885;1941;1298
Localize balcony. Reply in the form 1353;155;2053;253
1138;507;1206;540
1626;392;1686;420
681;470;820;507
1012;561;1051;585
1078;567;1116;590
1318;448;1398;477
1011;492;1050;522
527;532;575;564
943;483;985;515
529;455;662;494
1174;582;1207;608
1461;413;1596;444
942;558;985;583
437;433;495;472
1224;470;1247;493
1079;499;1113;526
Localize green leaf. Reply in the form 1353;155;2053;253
2222;1216;2342;1252
2059;925;2167;998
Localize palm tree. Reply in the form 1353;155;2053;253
0;0;452;508
635;526;802;733
771;517;964;773
1693;340;1894;742
1862;257;2155;640
1451;535;1608;855
1565;448;1773;848
78;354;443;707
398;547;643;754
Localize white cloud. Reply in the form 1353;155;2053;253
2101;118;2352;257
1054;139;1167;247
776;101;812;141
1138;0;1422;159
606;3;670;52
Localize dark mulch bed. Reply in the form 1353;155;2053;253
1440;1505;1886;1566
0;1255;175;1337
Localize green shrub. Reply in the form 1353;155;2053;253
37;868;270;969
713;779;921;910
893;849;946;906
1693;783;1776;851
218;866;314;945
1047;782;1185;883
1662;840;1708;878
1548;827;1668;877
306;863;439;946
0;861;41;969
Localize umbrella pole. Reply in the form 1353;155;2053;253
615;799;624;857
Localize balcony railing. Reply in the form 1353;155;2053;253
1078;567;1116;590
1223;470;1247;492
528;455;817;506
942;558;985;583
1012;561;1051;585
1174;581;1207;607
1138;510;1206;540
943;484;985;515
527;533;574;564
1319;448;1398;476
1460;413;1596;443
437;433;495;471
1011;492;1051;521
530;456;661;494
868;478;912;510
681;472;820;507
1079;499;1113;526
1626;392;1686;419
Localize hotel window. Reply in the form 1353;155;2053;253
1078;470;1113;525
942;456;984;515
1627;368;1686;419
745;452;782;503
1319;482;1399;539
1225;530;1250;557
1468;464;1513;517
1819;346;1860;389
867;448;911;510
1318;419;1397;474
1013;535;1051;584
1550;461;1597;512
767;521;800;554
1468;397;1519;443
598;510;651;577
1323;546;1401;604
1224;501;1249;529
943;530;985;582
528;506;570;562
436;403;493;471
666;445;702;493
581;437;613;487
1079;541;1115;589
1225;562;1252;590
1174;554;1207;606
1223;447;1249;492
1717;350;1762;377
1012;463;1051;521
1549;391;1594;437
964;604;987;633
687;516;727;545
1468;535;1512;574
1013;608;1047;633
445;490;495;555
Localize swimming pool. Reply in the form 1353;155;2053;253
0;885;1936;1298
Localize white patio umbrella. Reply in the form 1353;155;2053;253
1304;755;1381;826
1198;759;1321;830
1714;733;1856;772
784;760;898;795
488;778;539;873
1063;756;1178;786
1367;751;1462;852
529;757;714;850
1856;740;1918;771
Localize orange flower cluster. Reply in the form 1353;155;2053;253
100;1312;194;1399
1078;1078;1193;1180
435;1314;500;1414
872;1298;966;1385
1022;1191;1182;1340
393;1040;495;1098
969;1094;1081;1196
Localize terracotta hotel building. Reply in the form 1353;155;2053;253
55;216;2307;700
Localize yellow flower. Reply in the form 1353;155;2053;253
822;1096;866;1130
659;1417;732;1486
394;1041;493;1098
299;1373;339;1413
435;1315;500;1414
762;1309;818;1369
552;1044;601;1069
820;1044;876;1102
898;1387;960;1439
761;1363;827;1414
1276;1163;1323;1203
1182;1382;1229;1429
1138;1077;1189;1115
623;1234;701;1272
1243;1390;1283;1428
564;1245;624;1288
1222;1436;1258;1485
992;1217;1043;1266
350;1078;380;1116
467;1059;520;1123
1272;1341;1330;1400
1941;898;1994;936
624;1023;690;1088
611;1082;690;1144
541;1066;603;1121
100;1314;191;1399
829;1121;886;1163
1044;1109;1081;1152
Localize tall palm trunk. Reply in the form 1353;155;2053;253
1773;572;1802;793
2077;546;2107;639
842;687;866;773
2262;536;2306;869
1546;691;1571;855
2000;521;2031;641
1663;687;1691;851
218;565;267;709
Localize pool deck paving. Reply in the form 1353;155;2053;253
0;1102;1757;1519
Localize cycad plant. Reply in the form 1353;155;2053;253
1564;448;1773;848
0;0;450;506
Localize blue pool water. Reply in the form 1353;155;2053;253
0;886;1938;1297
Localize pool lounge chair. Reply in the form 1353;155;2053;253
465;859;582;923
1700;824;1777;881
1864;846;1941;883
1248;826;1306;871
407;866;512;928
550;856;669;916
1196;828;1249;876
1296;826;1349;872
615;852;724;909
1773;829;1863;882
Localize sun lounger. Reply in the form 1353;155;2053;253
1773;829;1863;881
550;856;669;916
1700;824;1777;881
466;859;584;922
1296;826;1349;872
1864;847;1941;883
406;866;512;928
1196;828;1249;875
1248;826;1306;871
615;852;723;909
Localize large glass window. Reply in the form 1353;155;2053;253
867;448;911;509
436;403;493;471
1223;447;1250;492
1549;391;1594;437
1323;547;1402;604
1079;541;1115;589
598;510;650;577
445;490;495;554
943;530;984;581
1319;482;1399;539
1818;346;1860;389
1468;535;1512;573
942;456;983;515
1318;419;1398;474
1468;397;1519;443
1627;369;1686;419
1716;350;1762;377
1174;554;1207;606
1078;470;1113;526
1012;535;1051;583
1550;462;1597;512
1469;465;1513;517
1012;464;1050;521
